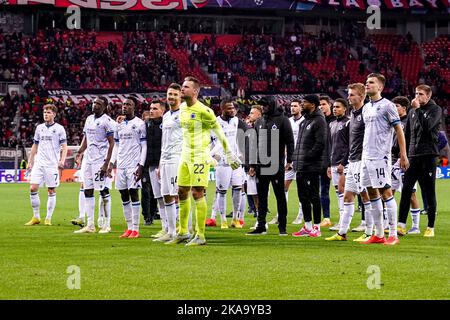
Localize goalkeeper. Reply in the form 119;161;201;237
167;77;241;246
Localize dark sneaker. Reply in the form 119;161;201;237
246;228;267;235
279;230;288;236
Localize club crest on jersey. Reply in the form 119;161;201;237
132;125;136;130
357;115;362;121
338;124;343;130
306;124;311;130
159;124;163;129
271;124;278;130
96;122;100;126
191;113;196;119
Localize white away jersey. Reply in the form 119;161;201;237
211;116;240;165
362;98;400;160
114;117;146;169
160;109;182;164
33;123;67;167
289;116;304;147
83;114;116;163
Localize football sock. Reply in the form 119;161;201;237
384;196;398;237
165;201;177;237
85;196;95;228
194;197;207;240
232;187;241;220
78;188;85;219
238;191;247;221
30;191;40;219
131;201;141;232
102;194;111;228
338;202;354;235
157;198;167;232
46;193;56;220
371;197;384;238
411;208;420;228
179;198;191;235
122;201;132;230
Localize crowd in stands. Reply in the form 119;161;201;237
0;29;180;92
0;28;448;148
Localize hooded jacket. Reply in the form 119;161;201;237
251;105;294;174
405;99;442;158
293;107;327;173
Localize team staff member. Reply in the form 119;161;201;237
246;96;294;236
398;85;441;237
144;101;168;238
292;95;327;238
318;95;335;227
138;110;158;226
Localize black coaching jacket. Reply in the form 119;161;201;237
405;99;442;158
251;108;294;174
293;107;327;173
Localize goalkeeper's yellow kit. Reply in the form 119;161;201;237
177;100;232;240
178;100;230;187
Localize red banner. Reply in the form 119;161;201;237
384;0;409;8
7;0;210;10
343;0;366;9
301;0;448;9
6;0;449;9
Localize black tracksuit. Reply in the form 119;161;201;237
399;100;442;228
320;114;335;219
142;117;162;222
293;107;328;225
251;108;294;232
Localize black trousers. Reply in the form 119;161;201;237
399;156;437;228
319;169;331;218
296;171;322;225
141;168;158;221
256;169;287;231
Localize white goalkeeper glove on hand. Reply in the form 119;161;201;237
226;151;241;170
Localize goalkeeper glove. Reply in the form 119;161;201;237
226;152;241;170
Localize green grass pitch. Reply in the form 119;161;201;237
0;181;449;300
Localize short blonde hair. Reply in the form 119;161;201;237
43;104;57;114
347;83;366;97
